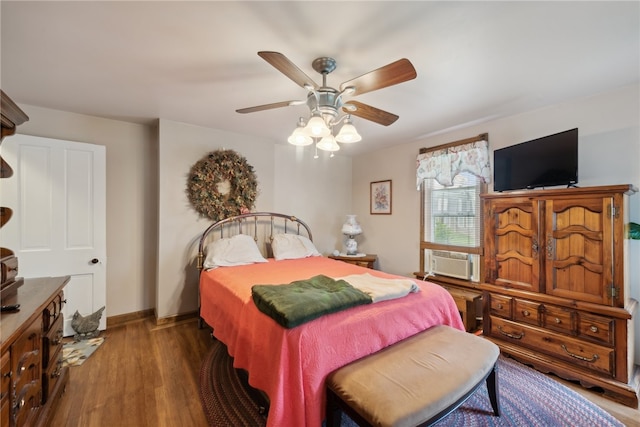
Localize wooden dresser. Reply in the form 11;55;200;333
480;185;639;407
1;276;69;427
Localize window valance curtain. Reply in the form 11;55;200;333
416;136;491;188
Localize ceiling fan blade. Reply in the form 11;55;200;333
258;51;319;90
340;58;417;96
343;101;399;126
236;100;302;114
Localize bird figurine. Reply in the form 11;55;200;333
71;306;105;340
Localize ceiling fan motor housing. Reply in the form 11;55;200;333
307;89;341;123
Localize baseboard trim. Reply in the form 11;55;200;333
155;311;199;326
106;309;155;327
106;309;199;328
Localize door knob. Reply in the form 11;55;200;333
90;258;99;264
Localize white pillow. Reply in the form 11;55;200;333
271;233;321;261
203;234;268;269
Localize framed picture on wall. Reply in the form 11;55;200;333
370;180;392;215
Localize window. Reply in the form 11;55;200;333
416;134;490;282
423;172;482;248
422;172;484;252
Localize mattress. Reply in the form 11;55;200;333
199;256;464;427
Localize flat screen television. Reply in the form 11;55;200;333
493;128;578;192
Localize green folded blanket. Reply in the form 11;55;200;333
252;275;373;328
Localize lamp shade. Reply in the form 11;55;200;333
316;135;340;152
335;118;362;143
288;118;313;146
304;114;331;137
341;215;362;236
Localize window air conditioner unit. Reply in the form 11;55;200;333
431;250;471;280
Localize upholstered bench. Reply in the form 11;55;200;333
325;325;500;427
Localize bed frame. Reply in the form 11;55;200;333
196;212;313;328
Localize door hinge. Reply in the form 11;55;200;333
608;284;619;301
607;204;620;219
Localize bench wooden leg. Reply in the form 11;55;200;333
486;364;500;417
325;389;341;427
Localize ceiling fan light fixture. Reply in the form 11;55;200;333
288;117;313;146
316;135;340;152
238;52;417;155
335;116;362;143
304;113;331;137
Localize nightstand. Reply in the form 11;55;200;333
328;254;377;269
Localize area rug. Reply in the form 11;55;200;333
62;337;105;367
199;340;624;427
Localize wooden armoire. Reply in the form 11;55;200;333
480;184;639;407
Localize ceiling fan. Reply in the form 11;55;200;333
236;51;417;150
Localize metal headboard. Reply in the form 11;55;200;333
196;212;313;272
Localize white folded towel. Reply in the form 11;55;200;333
337;273;420;303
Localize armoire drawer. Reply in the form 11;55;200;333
514;299;541;326
489;294;512;318
542;304;574;334
489;316;614;377
577;312;614;345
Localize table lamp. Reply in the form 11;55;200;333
341;215;363;256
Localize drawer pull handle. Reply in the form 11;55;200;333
52;329;64;345
17;350;39;373
522;310;530;317
555;318;562;324
561;344;599;363
497;325;524;340
589;326;599;333
497;303;503;310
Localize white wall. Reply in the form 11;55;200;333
16;105;157;319
352;83;640;362
156;119;352;319
273;144;352;254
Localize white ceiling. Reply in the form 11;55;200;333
1;1;638;156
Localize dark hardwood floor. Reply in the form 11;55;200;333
46;317;639;427
46;317;212;427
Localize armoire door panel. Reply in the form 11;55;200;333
545;197;612;305
485;198;541;292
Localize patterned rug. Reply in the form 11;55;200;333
62;337;105;367
199;339;624;427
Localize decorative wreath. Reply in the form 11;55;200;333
186;149;258;221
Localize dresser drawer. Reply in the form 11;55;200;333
542;304;574;334
1;351;10;427
489;294;512;318
0;352;10;399
42;346;64;404
12;319;41;393
1;396;9;427
490;316;614;376
514;299;541;326
13;379;41;427
42;315;64;370
577;312;614;346
42;291;64;332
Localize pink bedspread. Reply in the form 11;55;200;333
200;256;464;427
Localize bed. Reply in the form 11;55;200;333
197;212;464;427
